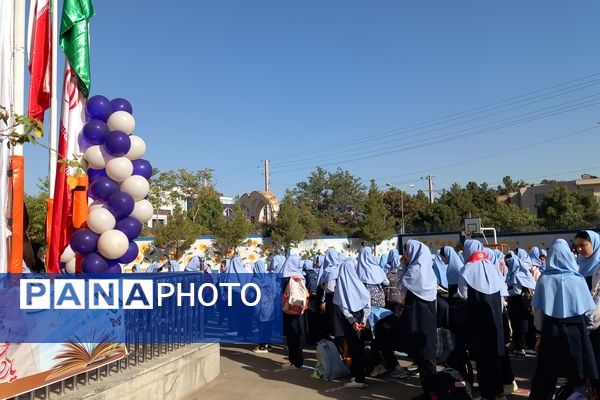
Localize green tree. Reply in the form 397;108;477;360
24;178;49;244
497;176;529;195
213;204;251;255
271;193;305;251
482;203;540;232
538;186;600;229
189;186;224;234
359;181;394;247
292;167;366;236
152;207;201;259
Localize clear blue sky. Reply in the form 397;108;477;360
25;0;600;199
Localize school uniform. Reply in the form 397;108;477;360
530;239;598;399
334;257;372;384
459;240;505;400
318;249;346;350
505;253;536;352
400;240;438;395
282;255;308;368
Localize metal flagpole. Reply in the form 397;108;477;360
49;0;58;195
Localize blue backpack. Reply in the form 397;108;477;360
312;340;350;380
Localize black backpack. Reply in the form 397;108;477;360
429;368;472;400
384;269;402;304
304;269;319;296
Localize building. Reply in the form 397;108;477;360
502;174;600;215
238;191;279;224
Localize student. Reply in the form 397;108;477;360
575;230;600;389
505;252;536;355
539;249;547;270
221;257;252;338
303;258;321;344
318;248;346;351
529;239;598;400
458;240;506;400
252;260;276;353
281;255;307;369
333;257;371;388
441;246;472;384
528;247;544;278
356;246;389;308
433;249;450;329
268;253;286;273
399;240;438;399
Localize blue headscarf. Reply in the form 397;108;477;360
314;255;325;269
532;239;595;318
516;248;533;270
185;256;201;272
253;260;267;275
529;247;543;268
268;254;286;273
402;240;437;301
282;255;304;278
577;230;600;277
460;240;503;295
356;247;388;285
488;248;509;297
318;248;342;285
145;262;161;273
443;246;464;285
169;260;180;272
378;253;389;270
301;259;314;272
387;248;401;270
506;252;536;290
432;250;449;289
540;249;548;259
458;250;465;263
222;256;251;288
333;258;371;312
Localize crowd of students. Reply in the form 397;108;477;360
163;230;600;400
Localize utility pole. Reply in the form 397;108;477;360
264;159;270;192
420;175;434;203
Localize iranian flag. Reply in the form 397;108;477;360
47;0;94;273
27;0;52;122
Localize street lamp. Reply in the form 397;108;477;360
386;183;415;235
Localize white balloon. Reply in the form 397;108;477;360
130;199;154;223
65;258;77;274
125;136;146;160
89;200;107;212
97;229;129;259
105;157;133;182
120;175;149;201
83;145;106;169
87;208;116;234
107;111;135;134
60;245;75;263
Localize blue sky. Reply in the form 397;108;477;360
24;0;600;199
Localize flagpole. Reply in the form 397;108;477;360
12;0;25;155
49;0;58;195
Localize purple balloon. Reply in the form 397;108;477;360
70;228;99;255
82;253;109;273
90;176;119;200
86;95;112;122
104;131;131;156
115;217;143;240
106;263;122;274
111;98;133;114
132;159;153;180
82;119;109;145
87;168;107;182
116;241;139;264
107;191;135;219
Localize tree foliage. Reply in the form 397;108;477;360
212;204;251;255
271;193;305;251
152;207;201;259
359;181;394;247
537;186;600;230
24;178;49;245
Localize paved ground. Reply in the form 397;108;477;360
187;344;536;400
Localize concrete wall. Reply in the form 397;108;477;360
59;344;220;400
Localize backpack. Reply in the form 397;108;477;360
384;269;403;304
430;368;472;400
311;340;350;380
436;328;456;363
283;276;309;316
366;283;386;307
304;269;319;296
